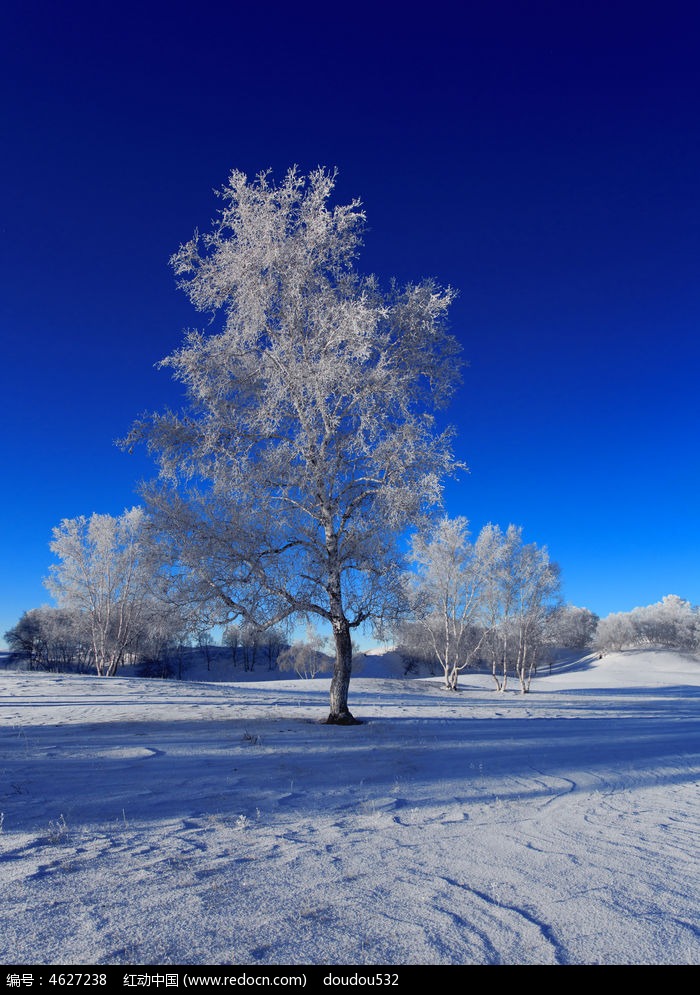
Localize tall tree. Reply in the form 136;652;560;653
123;167;463;722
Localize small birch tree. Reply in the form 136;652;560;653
403;516;488;690
45;508;152;676
123;166;463;723
277;625;332;679
477;524;519;692
509;538;562;692
478;524;561;692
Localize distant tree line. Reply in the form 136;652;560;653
594;595;700;654
4;509;697;687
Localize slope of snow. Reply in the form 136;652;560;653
1;650;699;966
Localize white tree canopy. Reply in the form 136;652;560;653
123;167;464;722
595;595;700;653
403;516;489;690
45;508;152;676
475;524;562;692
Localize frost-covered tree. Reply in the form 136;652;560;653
478;524;520;692
633;595;699;650
45;508;154;676
508;536;562;692
5;609;51;670
594;611;637;653
240;622;262;672
550;604;599;649
123;167;463;723
222;624;241;667
260;626;286;671
402;516;489;690
4;607;91;672
40;607;92;671
136;598;194;678
595;595;699;654
478;524;561;692
277;625;332;679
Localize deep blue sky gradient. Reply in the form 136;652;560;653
2;1;699;644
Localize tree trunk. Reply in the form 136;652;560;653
326;615;361;724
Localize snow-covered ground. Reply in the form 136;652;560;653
1;649;699;966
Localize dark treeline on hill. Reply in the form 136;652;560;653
2;608;290;682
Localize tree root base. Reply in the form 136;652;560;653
324;712;362;725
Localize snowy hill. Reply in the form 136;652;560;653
1;649;699;966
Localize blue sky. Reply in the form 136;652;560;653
2;1;699;645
